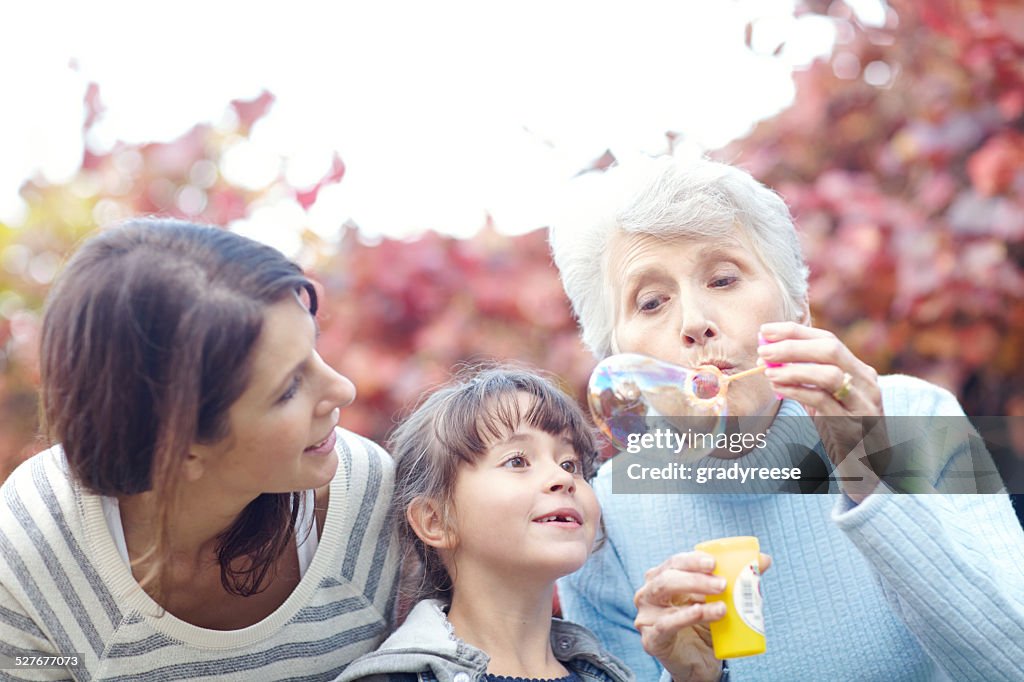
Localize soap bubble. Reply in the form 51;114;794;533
588;353;763;459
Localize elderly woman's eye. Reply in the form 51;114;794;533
637;295;664;312
710;275;738;288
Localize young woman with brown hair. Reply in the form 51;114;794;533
0;219;398;680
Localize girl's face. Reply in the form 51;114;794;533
190;294;356;498
608;228;799;422
445;396;601;588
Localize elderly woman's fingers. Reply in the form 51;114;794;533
766;362;882;414
656;550;771;574
665;551;717;572
757;334;856;369
771;381;853;414
759;320;828;341
757;323;883;417
643;551;716;583
634;567;726;609
764;364;849;393
633;552;772;678
765;365;869;410
636;552;773;609
635;601;723;649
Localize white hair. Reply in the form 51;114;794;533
548;155;810;359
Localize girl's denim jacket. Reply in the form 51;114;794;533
336;599;634;682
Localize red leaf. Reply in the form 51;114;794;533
83;82;105;133
295;153;346;209
231;90;276;134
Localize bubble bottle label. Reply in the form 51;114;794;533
734;562;764;635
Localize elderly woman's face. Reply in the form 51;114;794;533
608;227;793;419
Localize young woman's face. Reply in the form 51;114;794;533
446;398;601;587
192;294;355;497
608;228;797;421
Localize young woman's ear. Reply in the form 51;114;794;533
182;438;231;483
181;447;209;483
407;497;456;550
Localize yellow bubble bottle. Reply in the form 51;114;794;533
694;536;766;659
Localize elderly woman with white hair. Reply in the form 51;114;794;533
549;156;1024;681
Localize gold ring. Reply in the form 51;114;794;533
832;372;853;403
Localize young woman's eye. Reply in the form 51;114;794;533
278;375;302;403
502;453;529;469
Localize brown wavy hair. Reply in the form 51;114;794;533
40;218;316;598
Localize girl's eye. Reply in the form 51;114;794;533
503;453;529;469
560;459;580;475
279;375;302;403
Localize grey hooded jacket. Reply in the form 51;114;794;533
336;599;635;682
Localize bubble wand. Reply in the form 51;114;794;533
687;363;768;403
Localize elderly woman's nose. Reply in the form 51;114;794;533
680;303;719;346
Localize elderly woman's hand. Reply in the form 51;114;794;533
634;551;772;682
757;321;887;502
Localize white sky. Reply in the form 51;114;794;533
0;0;886;253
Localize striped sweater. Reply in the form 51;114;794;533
0;428;399;682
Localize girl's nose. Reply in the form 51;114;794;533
548;464;577;495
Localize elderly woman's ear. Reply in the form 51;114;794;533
798;298;811;325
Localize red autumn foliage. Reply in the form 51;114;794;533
718;0;1024;417
1;0;1022;485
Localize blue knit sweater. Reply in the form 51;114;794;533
559;375;1024;681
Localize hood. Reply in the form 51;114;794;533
335;600;487;681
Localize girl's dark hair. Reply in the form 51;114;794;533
387;366;601;605
40;218;317;597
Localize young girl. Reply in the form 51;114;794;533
339;367;633;682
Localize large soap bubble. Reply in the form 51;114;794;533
588;353;766;459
